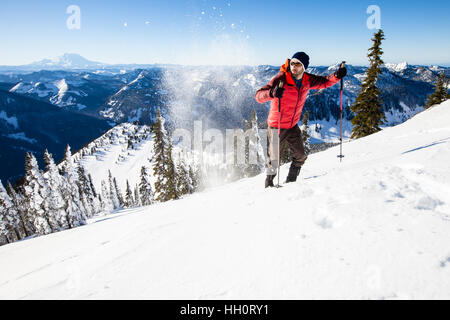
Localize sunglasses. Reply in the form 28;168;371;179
290;61;303;67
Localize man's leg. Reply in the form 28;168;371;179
285;125;307;183
266;127;288;187
266;127;279;176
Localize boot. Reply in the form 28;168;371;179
285;163;301;183
265;175;275;188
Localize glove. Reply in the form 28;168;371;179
270;86;285;99
335;66;347;79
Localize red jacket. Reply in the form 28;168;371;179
255;59;340;129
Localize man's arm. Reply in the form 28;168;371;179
308;73;340;90
255;72;284;103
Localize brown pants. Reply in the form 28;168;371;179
266;125;307;176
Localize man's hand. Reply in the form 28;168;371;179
335;66;347;79
270;86;285;99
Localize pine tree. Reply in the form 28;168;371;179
23;152;53;235
88;174;97;198
77;164;101;218
113;177;124;208
0;180;21;244
100;180;113;214
6;181;30;238
139;166;154;206
61;145;86;227
188;165;198;193
125;180;134;208
108;170;120;210
176;152;192;196
191;164;204;192
134;184;142;207
0;204;9;245
351;29;387;139
152;109;167;202
77;165;92;217
164;138;179;201
151;108;178;202
425;73;449;108
301;111;311;155
43;149;69;230
87;173;101;214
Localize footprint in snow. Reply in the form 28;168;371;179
315;217;333;229
415;196;444;211
440;257;450;268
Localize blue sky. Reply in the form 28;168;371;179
1;0;449;66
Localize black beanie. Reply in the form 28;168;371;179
292;52;310;70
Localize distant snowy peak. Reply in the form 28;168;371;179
9;77;89;108
385;61;409;73
10;81;59;98
327;63;341;71
29;53;106;70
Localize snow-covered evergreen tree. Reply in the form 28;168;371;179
176;152;194;196
163;138;179;201
134;184;142;207
76;164;95;218
23;152;53;235
0;180;21;245
0;205;9;245
61;145;86;227
6;181;31;237
125;180;134;208
139;166;154;206
43;149;69;230
113;177;124;208
100;180;113;214
87;173;101;213
152;108;169;202
108;170;120;209
426;73;449;108
88;174;97;198
351;29;386;139
191;164;204;193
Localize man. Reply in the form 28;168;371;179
255;52;347;188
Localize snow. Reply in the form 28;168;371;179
80;130;154;192
384;101;424;126
1;101;450;299
76;104;87;111
385;62;409;73
353;73;367;82
0;110;19;129
54;79;68;96
5;132;37;144
10;81;59;98
308;119;353;143
9;82;32;93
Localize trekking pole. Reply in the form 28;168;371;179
276;80;284;188
337;61;346;162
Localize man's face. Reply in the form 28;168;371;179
290;59;304;77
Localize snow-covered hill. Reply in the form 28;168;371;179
1;100;450;299
70;122;155;193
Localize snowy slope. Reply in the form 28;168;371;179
1;101;450;299
72;123;154;193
